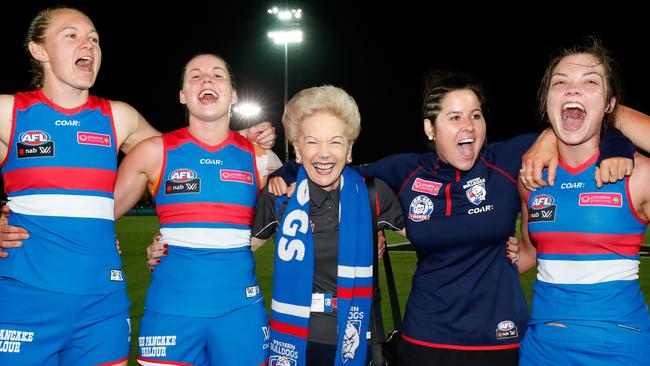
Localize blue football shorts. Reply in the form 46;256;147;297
520;323;650;366
0;277;131;366
137;299;269;366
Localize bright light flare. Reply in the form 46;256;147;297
268;7;302;20
233;102;261;119
267;30;303;44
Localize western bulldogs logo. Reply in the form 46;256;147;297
269;356;296;366
465;183;486;205
165;168;200;194
341;320;361;363
529;194;556;223
269;339;299;365
17;130;55;158
408;195;433;222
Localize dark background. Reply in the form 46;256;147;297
1;1;649;164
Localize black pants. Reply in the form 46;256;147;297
398;337;519;366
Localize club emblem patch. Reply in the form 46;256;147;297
408;195;433;222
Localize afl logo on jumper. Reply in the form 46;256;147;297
17;130;55;158
495;320;518;340
165;168;201;194
529;194;556;222
408;195;433;222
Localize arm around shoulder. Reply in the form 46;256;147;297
615;106;650;153
357;153;423;193
628;153;650;222
256;148;282;187
516;180;538;275
251;187;281;243
375;178;406;235
0;94;15;160
111;100;160;154
114;136;164;219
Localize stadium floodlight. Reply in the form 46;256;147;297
267;30;303;45
233;102;262;119
267;7;303;161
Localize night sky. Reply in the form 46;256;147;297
2;1;649;164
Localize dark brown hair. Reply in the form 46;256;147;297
537;36;622;130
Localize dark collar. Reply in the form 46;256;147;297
308;179;340;208
428;147;488;183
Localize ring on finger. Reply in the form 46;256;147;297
512;253;520;264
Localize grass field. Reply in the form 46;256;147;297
116;216;650;366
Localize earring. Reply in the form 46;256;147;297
428;135;434;141
295;158;302;164
347;157;353;164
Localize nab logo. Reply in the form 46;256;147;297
531;194;554;210
17;130;55;159
19;130;50;146
169;169;197;183
529;194;556;223
165;168;201;194
496;320;518;340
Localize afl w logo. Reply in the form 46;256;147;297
17;130;55;158
495;320;518;340
165;168;200;194
529;194;556;223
